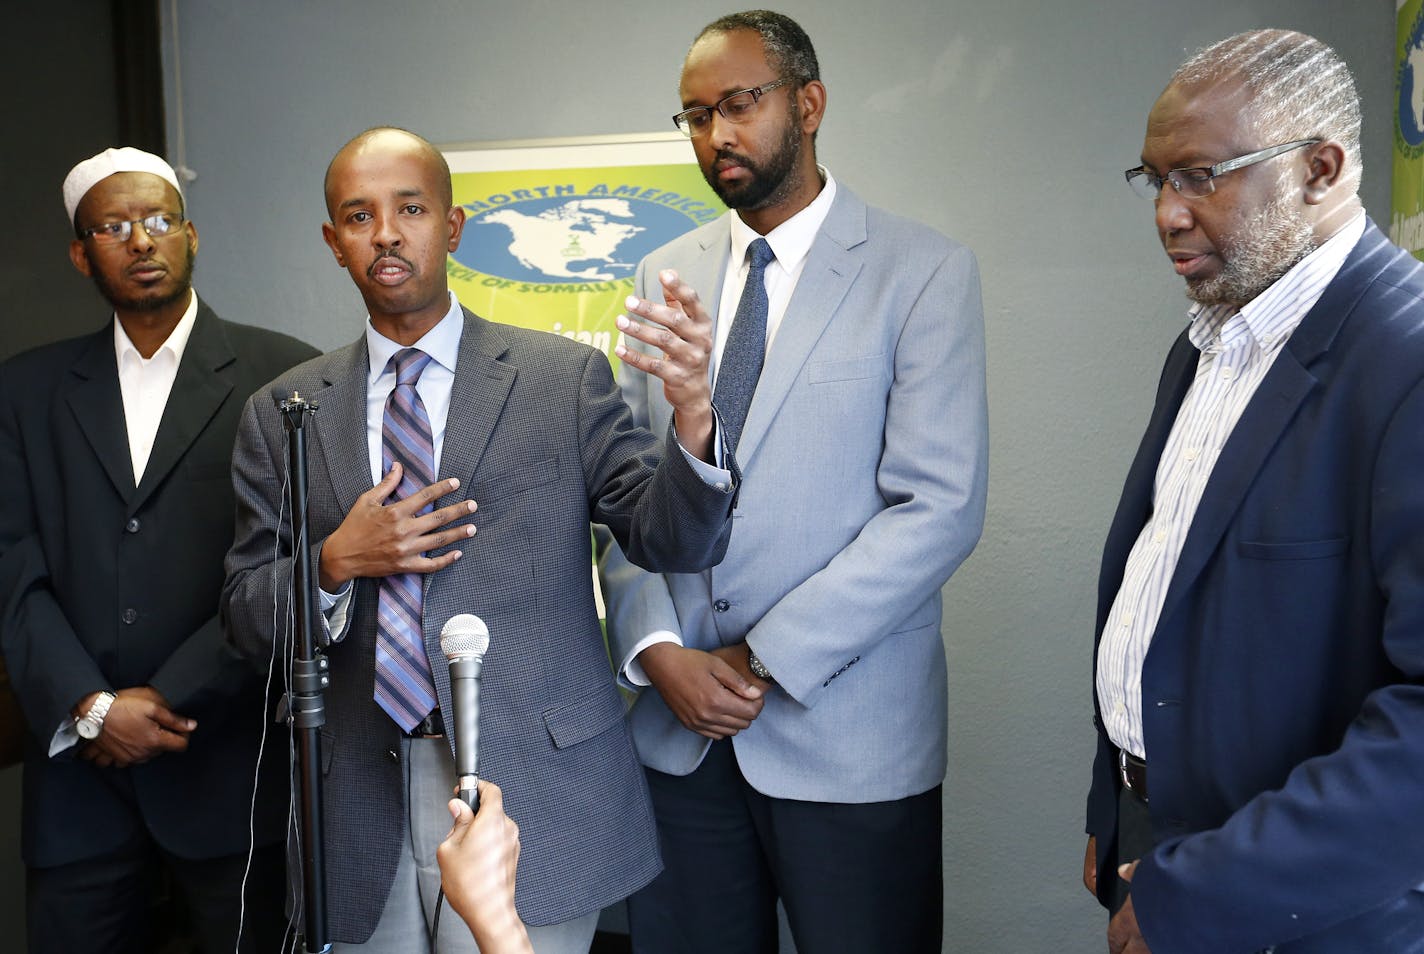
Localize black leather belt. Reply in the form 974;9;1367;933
406;708;445;738
1117;747;1148;802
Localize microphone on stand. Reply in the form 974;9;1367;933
440;614;490;811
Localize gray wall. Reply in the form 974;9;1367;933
155;2;1395;952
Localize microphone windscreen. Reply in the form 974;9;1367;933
440;613;490;661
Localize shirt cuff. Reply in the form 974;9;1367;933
674;411;732;488
622;631;683;687
320;581;354;643
48;718;80;758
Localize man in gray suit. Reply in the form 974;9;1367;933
223;127;736;953
599;10;988;953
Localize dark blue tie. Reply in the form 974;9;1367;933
713;238;775;453
374;348;439;732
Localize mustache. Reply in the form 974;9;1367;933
715;149;755;168
367;250;415;277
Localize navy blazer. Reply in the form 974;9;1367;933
1087;221;1424;952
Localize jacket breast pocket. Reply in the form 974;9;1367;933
807;353;886;385
473;456;560;498
543;688;624;750
1237;537;1349;560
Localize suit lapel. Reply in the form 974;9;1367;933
131;304;234;513
64;325;135;501
736;188;865;464
1156;221;1394;626
1097;335;1196;630
314;340;378;517
438;308;516;489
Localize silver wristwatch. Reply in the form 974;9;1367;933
76;691;116;740
747;649;775;684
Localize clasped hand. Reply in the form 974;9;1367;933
79;686;194;768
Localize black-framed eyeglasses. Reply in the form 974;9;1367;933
79;213;186;243
673;79;790;138
1124;139;1321;200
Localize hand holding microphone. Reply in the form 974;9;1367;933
441;613;490;811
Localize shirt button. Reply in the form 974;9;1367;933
1221;366;1235;380
122;608;138;625
1153;529;1166;544
713;599;730;613
1114;701;1126;715
1184;446;1200;461
125;518;141;534
1121;612;1134;627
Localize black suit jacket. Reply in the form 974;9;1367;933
0;300;317;867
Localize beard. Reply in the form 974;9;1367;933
702;103;804;211
89;241;196;313
1186;184;1318;308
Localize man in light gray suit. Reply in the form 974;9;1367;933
223;127;736;953
598;11;988;954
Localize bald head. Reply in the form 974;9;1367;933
324;127;452;219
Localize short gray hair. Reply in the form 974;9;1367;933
1173;29;1361;188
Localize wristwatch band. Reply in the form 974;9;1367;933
77;691;116;740
747;649;775;684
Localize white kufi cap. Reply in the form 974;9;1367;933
62;147;182;225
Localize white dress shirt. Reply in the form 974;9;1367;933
622;170;840;685
115;290;199;483
1097;212;1366;759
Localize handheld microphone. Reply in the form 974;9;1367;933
440;614;490;811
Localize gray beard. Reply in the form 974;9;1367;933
1186;191;1318;308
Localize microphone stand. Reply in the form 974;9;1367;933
280;392;332;954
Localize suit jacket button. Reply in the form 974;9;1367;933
713;599;730;613
125;518;141;533
122;608;138;624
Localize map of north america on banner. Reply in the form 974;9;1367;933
444;137;723;370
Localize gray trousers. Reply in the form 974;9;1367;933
331;736;598;954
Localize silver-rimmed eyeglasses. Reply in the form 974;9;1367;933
80;213;186;243
1125;139;1321;200
673;79;790;138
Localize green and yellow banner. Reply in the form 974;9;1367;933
444;135;723;369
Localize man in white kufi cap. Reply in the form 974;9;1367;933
0;145;317;953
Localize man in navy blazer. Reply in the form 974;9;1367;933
1086;30;1424;953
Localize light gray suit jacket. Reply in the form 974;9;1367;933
600;184;988;803
222;308;734;938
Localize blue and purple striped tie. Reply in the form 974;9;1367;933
374;348;439;732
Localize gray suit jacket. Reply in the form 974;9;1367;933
222;308;734;937
601;184;987;803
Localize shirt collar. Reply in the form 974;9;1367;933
728;166;837;272
1187;211;1366;355
113;288;199;367
365;290;464;381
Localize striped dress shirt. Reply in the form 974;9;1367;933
1097;213;1366;759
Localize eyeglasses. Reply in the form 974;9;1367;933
673;79;790;138
79;213;186;243
1124;139;1321;200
